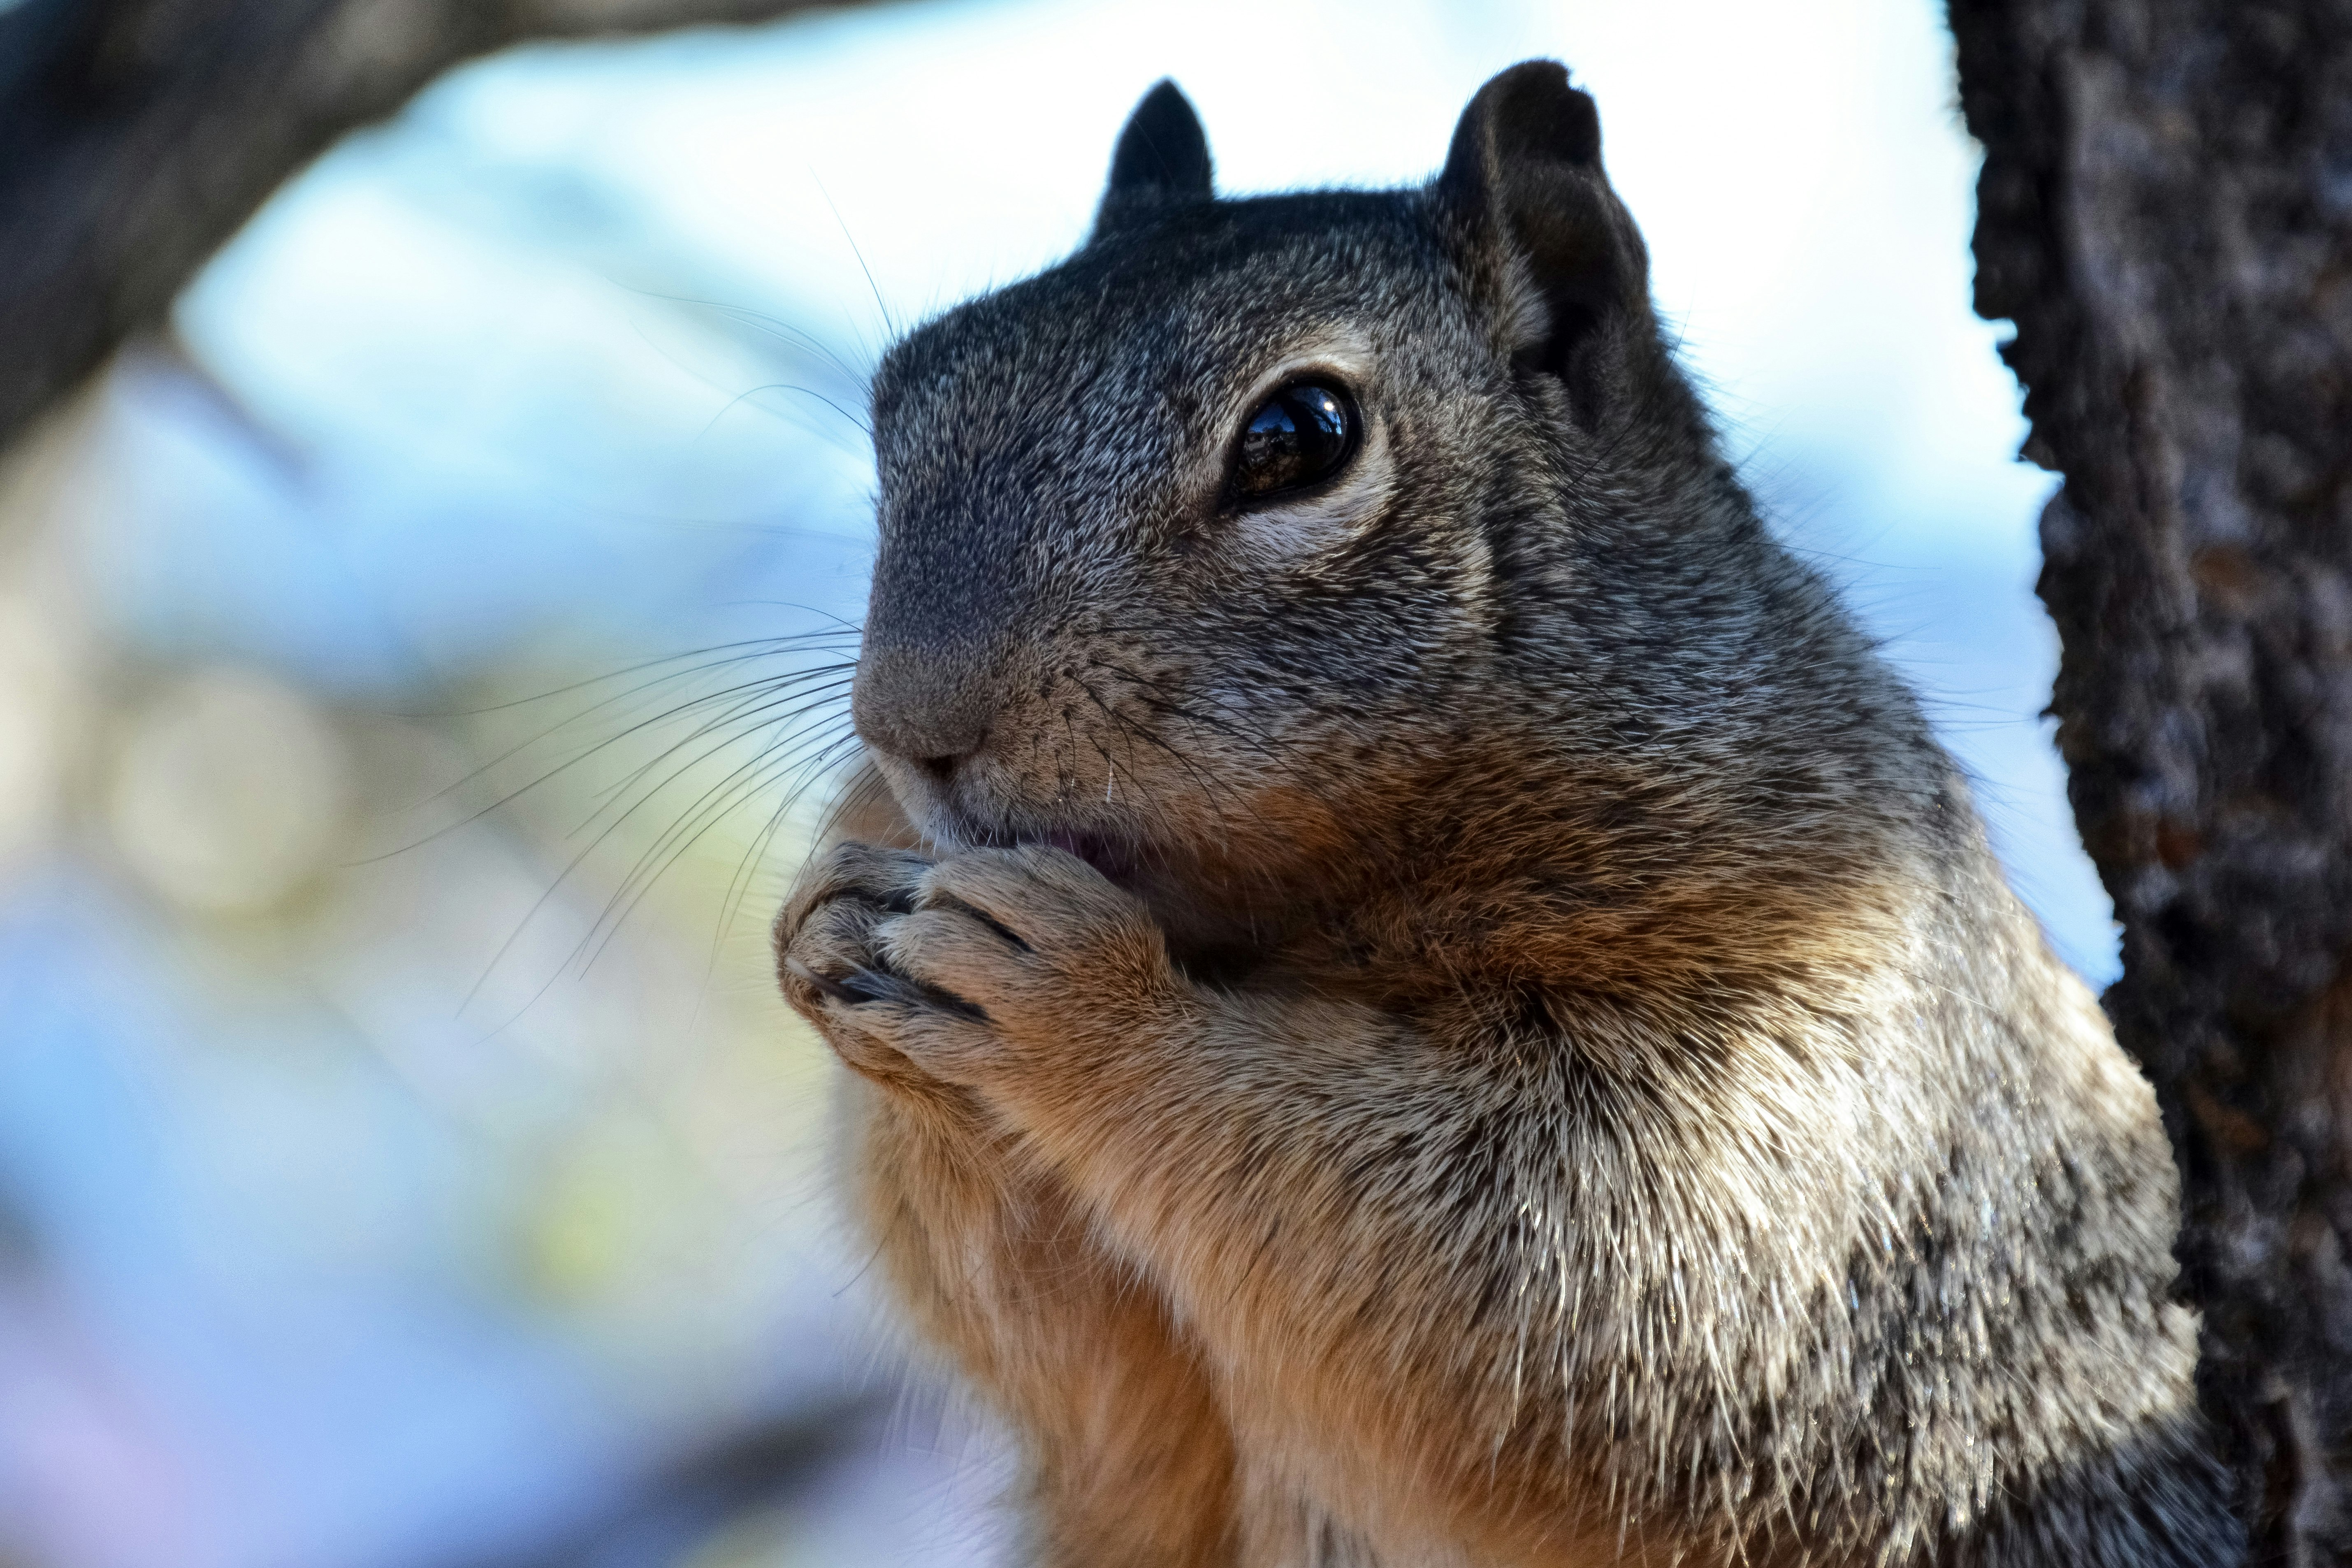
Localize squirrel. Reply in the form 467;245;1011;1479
773;62;2244;1568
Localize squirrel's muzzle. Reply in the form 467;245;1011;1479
858;478;1031;776
851;637;996;775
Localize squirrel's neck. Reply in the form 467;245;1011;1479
1126;727;1968;1028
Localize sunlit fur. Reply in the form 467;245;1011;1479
775;64;2240;1567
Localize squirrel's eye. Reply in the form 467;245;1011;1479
1231;380;1357;500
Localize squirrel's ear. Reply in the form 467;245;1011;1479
1436;61;1649;390
1093;80;1213;239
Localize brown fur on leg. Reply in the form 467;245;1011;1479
847;1085;1239;1567
788;772;1240;1567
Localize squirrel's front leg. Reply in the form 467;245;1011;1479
778;842;1240;1568
793;843;1640;1564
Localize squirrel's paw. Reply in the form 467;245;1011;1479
776;842;967;1088
781;846;1176;1090
888;845;1177;1054
779;842;1176;1090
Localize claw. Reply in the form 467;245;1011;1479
788;958;877;1007
787;958;990;1022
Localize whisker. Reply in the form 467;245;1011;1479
367;662;857;867
432;633;863;1007
538;707;856;990
809;758;891;853
711;728;872;955
386;630;861;721
612;282;874;391
696;380;874;445
580;721;864;972
359;643;860;855
566;673;858;832
560;688;858;911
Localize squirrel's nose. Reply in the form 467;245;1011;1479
914;752;967;784
851;641;994;775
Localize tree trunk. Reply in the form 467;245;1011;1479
0;0;866;461
1951;2;2352;1559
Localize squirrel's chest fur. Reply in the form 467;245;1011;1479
780;63;2242;1568
827;772;2211;1567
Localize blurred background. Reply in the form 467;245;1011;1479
0;0;2089;1564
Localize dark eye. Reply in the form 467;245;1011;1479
1230;380;1358;500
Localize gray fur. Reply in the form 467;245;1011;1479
784;62;2243;1567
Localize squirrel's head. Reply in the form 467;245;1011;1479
852;63;1768;928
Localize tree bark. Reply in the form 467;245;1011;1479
0;0;865;461
1952;1;2352;1559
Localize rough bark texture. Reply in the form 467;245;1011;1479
1952;2;2352;1560
0;0;863;460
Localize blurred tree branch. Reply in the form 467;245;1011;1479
0;0;870;460
1953;0;2352;1558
